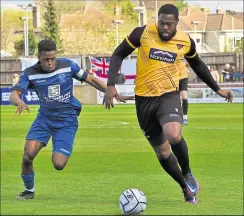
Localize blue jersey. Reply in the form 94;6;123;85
12;58;88;118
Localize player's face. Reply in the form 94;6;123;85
38;50;57;72
157;13;178;41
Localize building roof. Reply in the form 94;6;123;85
178;7;207;31
205;14;223;31
221;13;243;30
178;7;243;32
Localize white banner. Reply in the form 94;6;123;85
18;57;82;85
188;87;243;103
97;85;243;104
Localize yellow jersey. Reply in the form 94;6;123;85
126;24;193;96
179;57;189;80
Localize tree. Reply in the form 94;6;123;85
175;0;188;11
235;39;244;54
1;9;26;53
14;30;38;56
42;0;63;54
103;0;137;22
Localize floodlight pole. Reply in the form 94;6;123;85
18;4;33;56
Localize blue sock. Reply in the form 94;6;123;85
21;172;34;191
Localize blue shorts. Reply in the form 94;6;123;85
26;113;78;157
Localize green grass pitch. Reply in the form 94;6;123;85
1;103;243;215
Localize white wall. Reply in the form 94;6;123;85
188;32;203;53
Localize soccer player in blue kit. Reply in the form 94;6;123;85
10;39;131;200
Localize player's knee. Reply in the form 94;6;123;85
22;152;35;164
168;133;182;144
53;161;66;170
156;150;171;160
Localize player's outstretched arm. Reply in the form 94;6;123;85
10;90;30;115
84;74;106;93
186;55;233;103
185;38;233;103
84;74;135;103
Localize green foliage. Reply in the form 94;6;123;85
42;0;63;54
28;30;38;55
53;0;85;18
104;0;137;22
14;30;38;56
175;0;188;11
0;9;30;52
14;37;25;56
120;1;138;22
235;38;243;54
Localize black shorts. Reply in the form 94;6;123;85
135;92;183;146
179;78;188;91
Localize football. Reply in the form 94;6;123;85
119;188;147;215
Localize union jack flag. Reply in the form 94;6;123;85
89;56;111;78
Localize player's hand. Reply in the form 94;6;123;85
103;86;118;110
116;94;127;103
119;95;135;101
15;101;30;115
216;89;233;103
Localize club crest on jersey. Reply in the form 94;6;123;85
177;44;184;49
149;48;177;63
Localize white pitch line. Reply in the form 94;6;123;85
193;127;243;130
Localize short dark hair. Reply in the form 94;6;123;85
158;4;179;19
38;39;56;53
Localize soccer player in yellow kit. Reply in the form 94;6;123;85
103;4;233;204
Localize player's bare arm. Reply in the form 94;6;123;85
185;38;233;103
84;74;134;104
10;90;30;115
85;74;107;93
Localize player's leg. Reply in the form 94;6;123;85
149;135;187;191
179;78;189;125
157;92;199;202
17;114;52;200
135;96;196;203
51;119;78;170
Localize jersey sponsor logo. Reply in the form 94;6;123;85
149;48;177;63
48;84;60;98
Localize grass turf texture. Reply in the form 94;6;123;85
1;104;243;215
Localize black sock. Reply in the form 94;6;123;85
171;137;191;176
158;154;186;189
182;99;188;115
